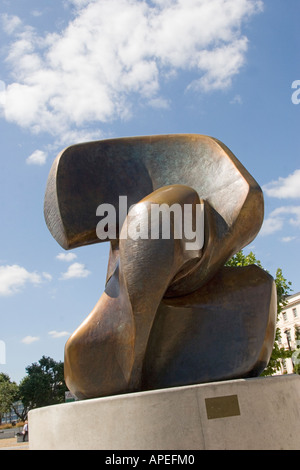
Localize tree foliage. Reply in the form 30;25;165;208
19;356;68;416
0;373;20;423
0;357;68;421
226;250;293;376
293;326;300;374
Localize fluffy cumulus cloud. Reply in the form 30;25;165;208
56;252;77;262
260;206;300;236
48;330;70;338
21;335;40;345
0;264;51;296
0;80;5;106
0;0;263;143
281;236;296;243
262;169;300;238
60;262;91;280
26;149;47;165
263;169;300;199
1;13;22;35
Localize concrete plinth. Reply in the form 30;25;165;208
29;374;300;450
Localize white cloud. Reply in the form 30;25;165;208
272;206;300;227
26;149;47;165
60;262;90;280
56;252;77;262
42;272;53;281
31;10;43;18
148;96;170;109
262;170;300;238
0;264;43;296
66;0;93;7
1;14;22;35
0;0;263;142
188;37;249;92
0;81;6;107
281;236;296;243
21;335;40;345
57;128;105;147
260;216;284;236
48;330;70;338
230;94;243;104
263;169;300;199
260;206;300;236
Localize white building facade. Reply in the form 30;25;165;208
276;291;300;374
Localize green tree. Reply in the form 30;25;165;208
19;356;68;415
226;250;293;376
0;373;20;424
293;326;300;374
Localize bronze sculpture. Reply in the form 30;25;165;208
44;134;276;399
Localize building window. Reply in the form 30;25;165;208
282;311;287;321
293;307;298;318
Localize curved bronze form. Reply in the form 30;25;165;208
44;135;276;399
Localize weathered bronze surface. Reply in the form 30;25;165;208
44;134;276;399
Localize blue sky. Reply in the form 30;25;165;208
0;0;299;384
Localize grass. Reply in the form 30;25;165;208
0;422;24;430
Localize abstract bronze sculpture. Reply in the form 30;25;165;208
44;134;276;399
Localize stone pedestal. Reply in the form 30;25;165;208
28;374;300;450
